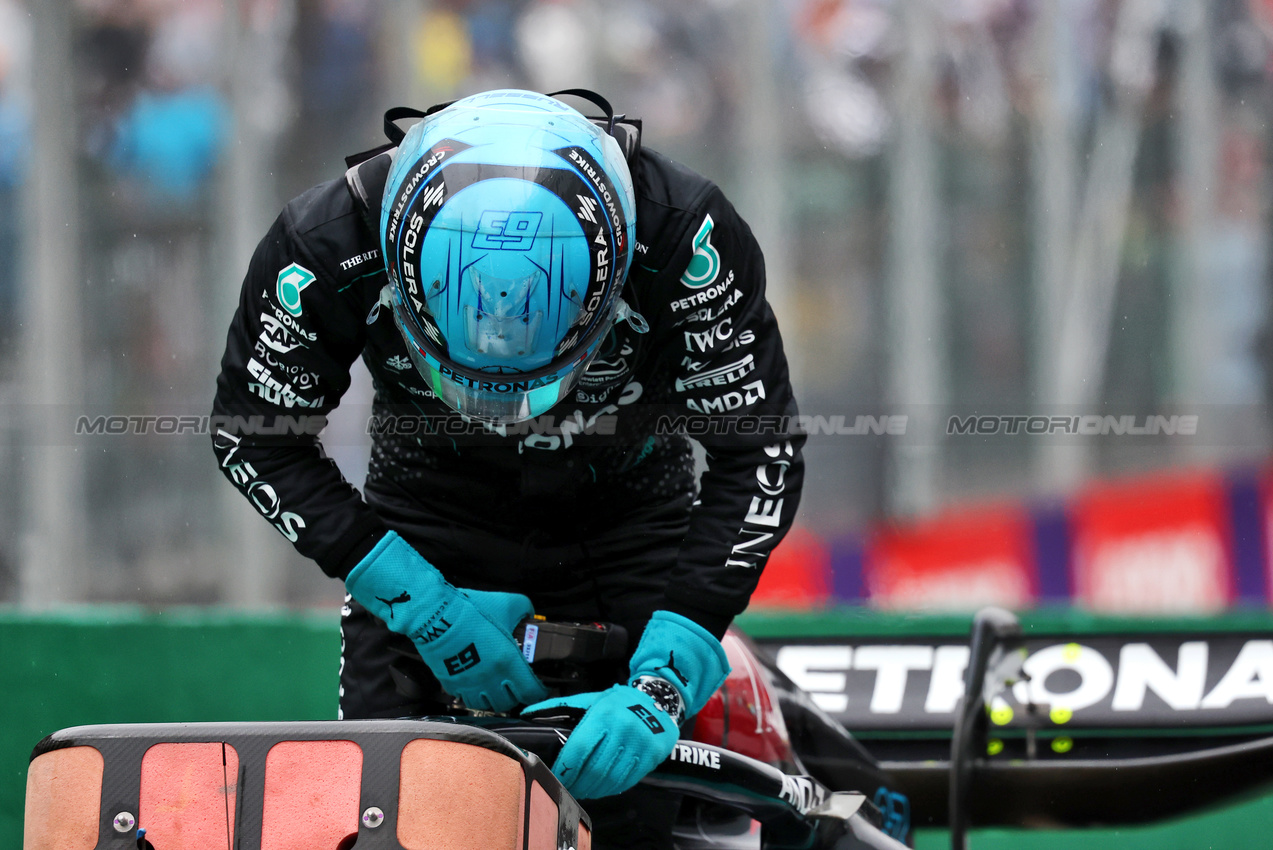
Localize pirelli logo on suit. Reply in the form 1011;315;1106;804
674;355;756;393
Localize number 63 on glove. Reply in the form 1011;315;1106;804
345;531;550;712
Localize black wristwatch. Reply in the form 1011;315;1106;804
631;675;686;726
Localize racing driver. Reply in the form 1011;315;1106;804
211;89;804;849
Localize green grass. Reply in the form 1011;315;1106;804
912;790;1273;849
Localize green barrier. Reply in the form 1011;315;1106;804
1;606;340;846
5;605;1273;848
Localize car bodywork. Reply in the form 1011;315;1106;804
749;607;1273;847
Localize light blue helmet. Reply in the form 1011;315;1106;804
380;89;639;424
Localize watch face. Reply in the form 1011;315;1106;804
634;676;684;723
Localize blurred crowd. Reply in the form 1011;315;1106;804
3;0;1273;606
78;0;228;205
0;0;30;351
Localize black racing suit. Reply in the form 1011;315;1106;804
211;132;804;848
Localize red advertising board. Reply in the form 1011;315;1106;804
750;525;831;608
1072;470;1233;613
864;504;1037;610
1258;467;1273;604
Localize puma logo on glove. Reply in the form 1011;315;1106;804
376;591;412;619
665;651;689;687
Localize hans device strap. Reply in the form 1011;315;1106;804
345;90;642;169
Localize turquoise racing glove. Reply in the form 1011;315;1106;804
523;610;730;799
345;531;549;712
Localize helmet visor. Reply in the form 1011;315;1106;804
388;285;609;424
462;266;546;363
